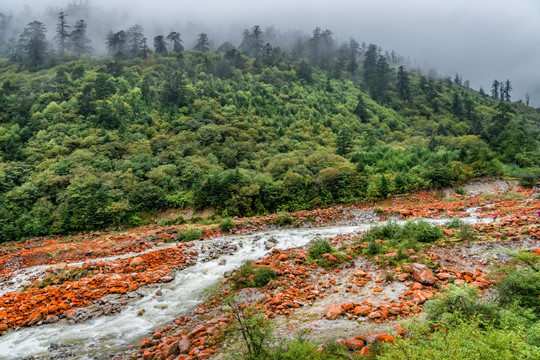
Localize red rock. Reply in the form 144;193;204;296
178;338;191;354
359;346;371;356
397;273;408;281
346;339;365;350
410;263;436;285
354;305;370;316
325;304;343;320
0;324;7;331
368;311;381;319
327;255;338;262
366;333;395;344
278;254;288;261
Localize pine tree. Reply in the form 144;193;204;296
491;80;499;99
504;79;512;102
354;94;369;122
69;20;91;56
153;35;168;56
194;33;210;52
126;25;146;58
19;21;48;68
166;32;183;52
55;12;70;57
396;65;410;101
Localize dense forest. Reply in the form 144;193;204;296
1;13;540;242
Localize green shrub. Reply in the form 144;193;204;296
404;220;443;243
275;212;294;226
458;223;476;241
364;239;382;255
176;229;203;242
376;320;540;360
455;186;467;196
445;217;464;229
497;268;540;313
308;239;332;259
253;267;277;287
220;217;235;232
425;285;499;324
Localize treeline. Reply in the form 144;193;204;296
1;21;540;240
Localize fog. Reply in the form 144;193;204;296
2;0;540;105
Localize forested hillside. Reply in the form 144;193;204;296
1;25;540;241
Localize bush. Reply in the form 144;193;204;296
458;223;476;241
229;261;278;289
364;239;382;255
220;217;235;232
445;217;464;229
308;239;332;259
404;220;443;243
455;186;467;196
425;285;499;324
376;320;540;360
275;212;294;226
253;267;277;287
497;268;540;313
176;229;203;242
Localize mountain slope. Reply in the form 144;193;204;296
0;52;539;241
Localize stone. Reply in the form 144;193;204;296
366;333;395;344
324;304;343;320
346;339;364;350
178;338;192;354
410;263;436;285
354;305;370;316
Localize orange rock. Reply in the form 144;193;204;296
325;304;343;320
354;306;370;316
278;254;288;261
410;263;436;285
359;346;371;356
346;339;364;350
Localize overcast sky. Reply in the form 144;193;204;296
3;0;540;105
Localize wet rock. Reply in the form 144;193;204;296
160;275;174;283
219;259;227;266
155;290;162;296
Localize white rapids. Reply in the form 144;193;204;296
0;213;492;360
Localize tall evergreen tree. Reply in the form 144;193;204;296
55;12;70;57
126;25;146;58
396;65;410;101
194;33;210;52
166;32;183;52
106;30;127;58
69;20;91;56
363;44;378;96
491;80;499;99
19;21;48;68
153;35;168;56
504;79;512;102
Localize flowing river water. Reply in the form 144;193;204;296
0;212;492;360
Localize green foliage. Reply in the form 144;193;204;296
253;267;277;287
363;220;443;245
497;268;540;313
34;268;92;288
275;212;294;226
445;217;463;229
229;261;277;289
307;239;332;259
176;229;203;242
458;223;476;241
219;217;235;232
425;285;499;324
0;45;539;242
376;320;540;360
